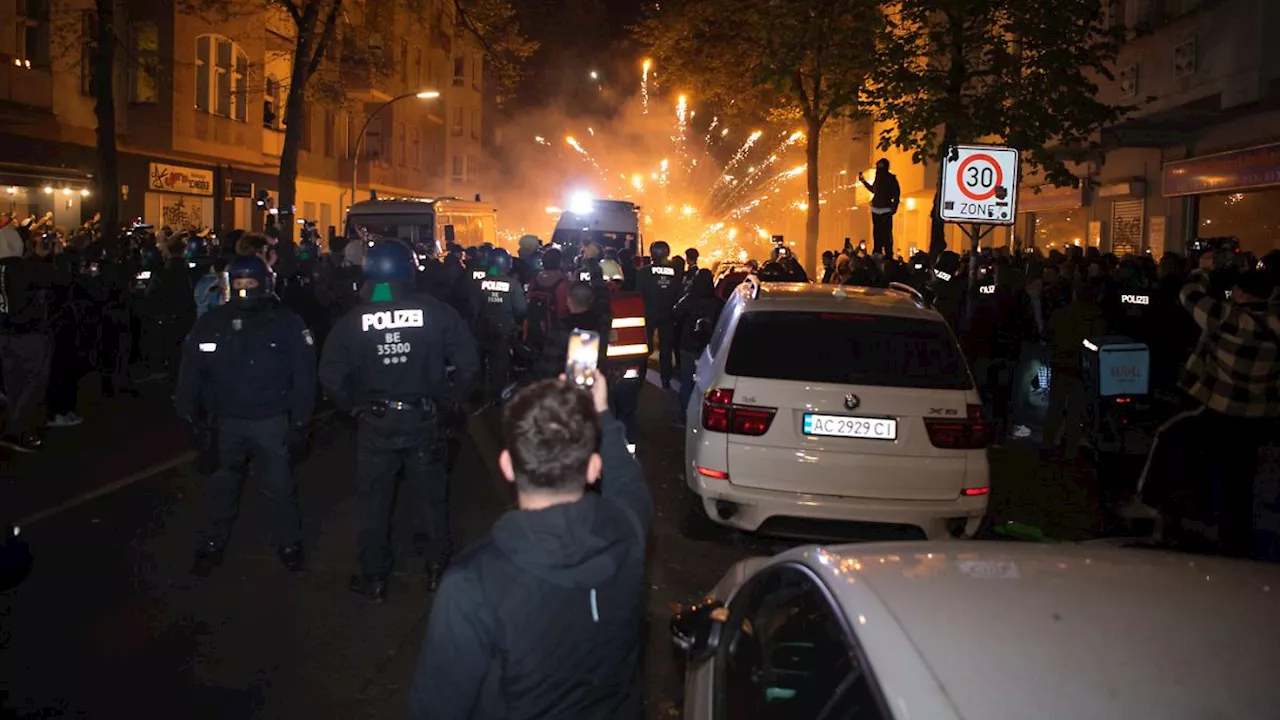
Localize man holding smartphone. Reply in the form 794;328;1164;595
406;372;652;719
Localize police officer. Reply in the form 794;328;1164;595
319;240;479;601
636;240;682;389
175;255;317;577
477;247;526;405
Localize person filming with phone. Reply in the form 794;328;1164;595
406;370;652;719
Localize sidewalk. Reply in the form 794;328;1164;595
0;412;511;719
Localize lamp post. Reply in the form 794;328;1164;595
350;90;441;204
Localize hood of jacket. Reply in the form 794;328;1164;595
491;493;631;589
0;225;24;259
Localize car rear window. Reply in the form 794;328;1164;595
725;311;973;389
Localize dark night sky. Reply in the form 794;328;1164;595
514;0;646;114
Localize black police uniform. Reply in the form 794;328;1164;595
477;264;526;404
174;260;316;574
318;244;479;598
636;249;682;386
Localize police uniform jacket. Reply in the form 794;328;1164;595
635;262;681;321
318;294;480;412
479;271;527;335
174;300;317;422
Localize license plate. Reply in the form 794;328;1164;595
803;414;897;440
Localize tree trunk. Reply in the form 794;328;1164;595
93;0;120;240
803;118;821;276
274;32;312;276
928;124;953;260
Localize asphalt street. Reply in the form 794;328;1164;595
0;374;1180;719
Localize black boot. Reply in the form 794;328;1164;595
348;574;388;602
278;543;306;573
191;541;224;577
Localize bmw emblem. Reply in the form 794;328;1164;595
844;393;860;411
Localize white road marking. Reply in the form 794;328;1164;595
16;410;337;528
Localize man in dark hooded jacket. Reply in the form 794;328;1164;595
407;375;651;719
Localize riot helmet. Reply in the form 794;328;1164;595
649;241;670;264
363;239;417;302
490;247;512;274
223;255;273;308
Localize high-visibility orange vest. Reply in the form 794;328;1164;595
603;289;648;377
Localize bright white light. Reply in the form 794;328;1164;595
568;191;594;215
589;71;599;80
416;90;441;99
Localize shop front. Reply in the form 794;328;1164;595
1018;183;1090;251
1163;142;1280;256
144;161;216;231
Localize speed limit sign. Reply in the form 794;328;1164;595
940;144;1019;225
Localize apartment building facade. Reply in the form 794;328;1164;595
1018;0;1280;256
823;0;1277;257
0;0;488;237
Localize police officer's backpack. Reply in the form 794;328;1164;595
524;277;564;349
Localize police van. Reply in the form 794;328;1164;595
550;197;643;257
345;196;498;257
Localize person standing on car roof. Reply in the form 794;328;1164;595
636;240;682;389
477;248;526;405
319;240;479;601
175;255;316;577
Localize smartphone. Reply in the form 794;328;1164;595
566;329;600;387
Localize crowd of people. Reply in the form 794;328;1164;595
3;207;1277;715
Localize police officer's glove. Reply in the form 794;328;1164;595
288;422;311;462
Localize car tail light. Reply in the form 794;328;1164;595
701;388;777;437
924;404;989;449
696;466;730;480
961;487;989;496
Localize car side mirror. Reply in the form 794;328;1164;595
670;599;727;662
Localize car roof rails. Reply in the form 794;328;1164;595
887;281;930;309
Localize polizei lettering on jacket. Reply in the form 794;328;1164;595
362;309;425;332
652;266;675;276
481;279;511;293
1121;294;1150;306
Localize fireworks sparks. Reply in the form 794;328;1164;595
517;85;810;259
641;59;652;115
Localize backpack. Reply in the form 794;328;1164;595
524;276;565;349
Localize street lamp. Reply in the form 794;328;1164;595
351;90;442;204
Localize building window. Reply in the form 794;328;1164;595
471;107;480;139
466;155;477;182
472;56;480;90
412;128;421;169
16;0;49;66
324;108;337;157
398;122;407;167
400;39;408;83
264;77;280;128
452;155;464;183
130;22;159;104
195;34;248;122
452;55;465;86
80;11;96;96
451;106;464;137
414;47;423;87
1118;64;1138;99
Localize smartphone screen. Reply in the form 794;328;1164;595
566;329;600;387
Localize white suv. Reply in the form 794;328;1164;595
683;279;989;539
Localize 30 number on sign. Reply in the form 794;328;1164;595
957;154;1003;201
